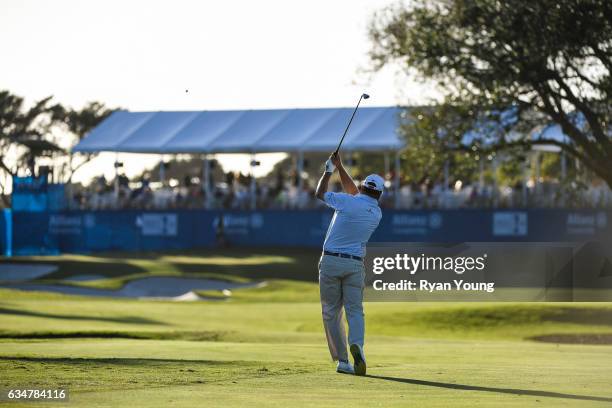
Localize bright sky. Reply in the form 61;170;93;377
1;0;438;185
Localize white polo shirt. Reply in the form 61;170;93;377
321;192;382;258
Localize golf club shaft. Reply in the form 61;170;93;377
335;95;365;154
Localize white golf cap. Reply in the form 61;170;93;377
362;174;385;192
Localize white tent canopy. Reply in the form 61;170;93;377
73;107;406;154
72;106;583;210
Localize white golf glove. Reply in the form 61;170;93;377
324;159;335;174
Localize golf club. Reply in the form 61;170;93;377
334;93;370;154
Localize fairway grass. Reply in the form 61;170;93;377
1;250;612;407
1;336;611;407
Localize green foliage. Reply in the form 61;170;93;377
0;89;115;185
55;101;114;142
369;0;612;187
0;91;66;204
0;91;63;174
398;106;495;186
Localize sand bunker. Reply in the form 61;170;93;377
0;264;57;281
1;276;258;300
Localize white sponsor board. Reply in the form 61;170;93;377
566;212;608;235
139;213;178;236
391;212;443;235
492;212;527;236
212;213;264;235
48;214;81;235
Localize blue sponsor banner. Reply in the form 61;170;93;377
11;178;66;212
214;210;332;246
25;210;218;254
7;209;612;255
11;176;48;211
0;209;12;256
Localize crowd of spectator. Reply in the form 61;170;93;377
70;173;612;211
387;180;612;209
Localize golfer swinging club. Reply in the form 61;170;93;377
315;152;383;375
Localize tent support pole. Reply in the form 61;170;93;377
534;151;541;195
444;160;450;192
384;152;390;178
345;152;352;175
68;152;73;209
297;151;304;191
250;153;256;210
202;154;211;209
492;156;499;207
561;151;567;179
478;157;484;189
560;151;567;206
159;155;165;185
114;153;120;199
394;151;400;209
522;157;528;207
443;159;450;209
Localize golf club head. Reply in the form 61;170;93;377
362;93;370;99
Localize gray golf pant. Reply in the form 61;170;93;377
318;254;365;361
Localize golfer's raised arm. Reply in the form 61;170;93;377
331;152;358;196
315;161;334;201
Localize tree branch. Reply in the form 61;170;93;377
457;138;608;178
68;154;94;183
549;71;612;154
0;157;14;177
536;85;606;165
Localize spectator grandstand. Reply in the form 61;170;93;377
64;107;611;212
69;173;612;211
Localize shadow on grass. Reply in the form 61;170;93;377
548;308;612;326
391;305;612;332
171;248;319;282
0;330;225;341
528;333;612;345
366;375;612;403
2;247;321;282
0;356;234;366
0;307;166;325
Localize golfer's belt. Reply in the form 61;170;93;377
323;250;363;262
